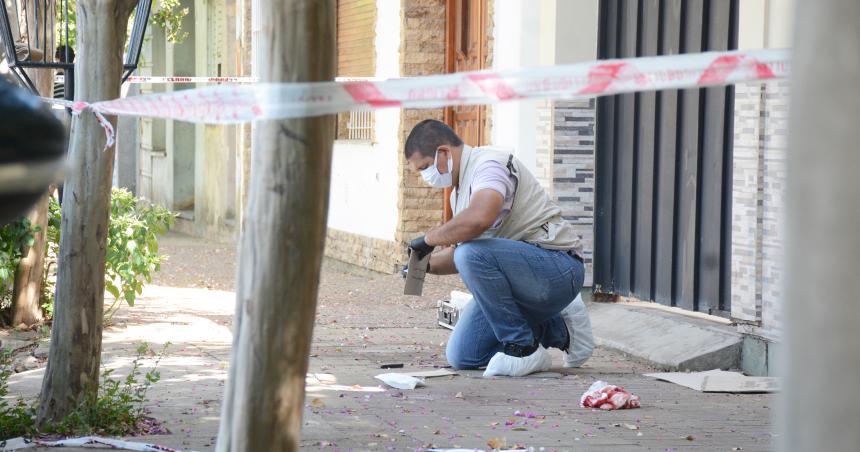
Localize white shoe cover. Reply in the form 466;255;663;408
483;345;553;377
561;293;594;368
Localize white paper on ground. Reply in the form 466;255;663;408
644;369;780;393
375;373;426;389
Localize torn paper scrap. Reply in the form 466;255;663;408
375;372;426;390
644;369;779;393
580;380;641;410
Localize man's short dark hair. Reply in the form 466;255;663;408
404;119;463;160
55;45;75;63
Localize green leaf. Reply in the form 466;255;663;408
105;283;121;300
124;291;135;307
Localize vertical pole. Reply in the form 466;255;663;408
215;1;336;450
781;1;860;450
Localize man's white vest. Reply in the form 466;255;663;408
451;145;583;255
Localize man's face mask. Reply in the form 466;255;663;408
420;150;453;188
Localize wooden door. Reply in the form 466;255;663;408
445;0;488;220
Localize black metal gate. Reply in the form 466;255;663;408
593;0;738;316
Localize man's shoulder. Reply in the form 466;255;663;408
473;145;514;157
472;159;513;179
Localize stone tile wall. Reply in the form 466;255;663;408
731;80;789;340
552;98;597;286
534;99;554;194
730;82;765;323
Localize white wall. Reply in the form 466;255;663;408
554;0;599;63
491;0;540;172
490;0;599;174
326;0;400;241
738;0;794;50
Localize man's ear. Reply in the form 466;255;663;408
435;146;451;172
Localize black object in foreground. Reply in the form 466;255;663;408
0;77;66;225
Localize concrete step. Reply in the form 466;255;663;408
588;300;743;371
172;210;195;236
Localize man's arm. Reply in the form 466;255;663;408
424;189;503;247
428;246;458;275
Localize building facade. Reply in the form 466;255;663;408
325;0;793;373
121;0;252;242
122;0;792;373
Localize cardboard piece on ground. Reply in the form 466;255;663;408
428;449;529;452
374;369;457;389
644;369;779;393
405;369;458;378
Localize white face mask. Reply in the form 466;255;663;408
420;150;454;188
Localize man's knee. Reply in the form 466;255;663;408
453;241;488;273
445;342;467;370
445;339;479;370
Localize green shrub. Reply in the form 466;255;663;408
44;188;174;320
40;199;62;320
102;189;174;319
0;343;169;438
0;351;36;438
0;219;38;312
50;342;169;436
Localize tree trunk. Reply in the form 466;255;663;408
781;1;860;451
11;193;48;327
215;1;335;450
11;30;57;327
37;0;138;425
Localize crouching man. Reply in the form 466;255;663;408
405;119;594;377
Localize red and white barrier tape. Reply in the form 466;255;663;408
42;97;116;150
48;48;790;148
123;76;383;84
125;75;257;84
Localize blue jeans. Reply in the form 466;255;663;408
445;238;585;369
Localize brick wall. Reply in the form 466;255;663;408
324;0;447;273
325;229;403;274
552;99;596;286
395;0;447;247
731;80;789;341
